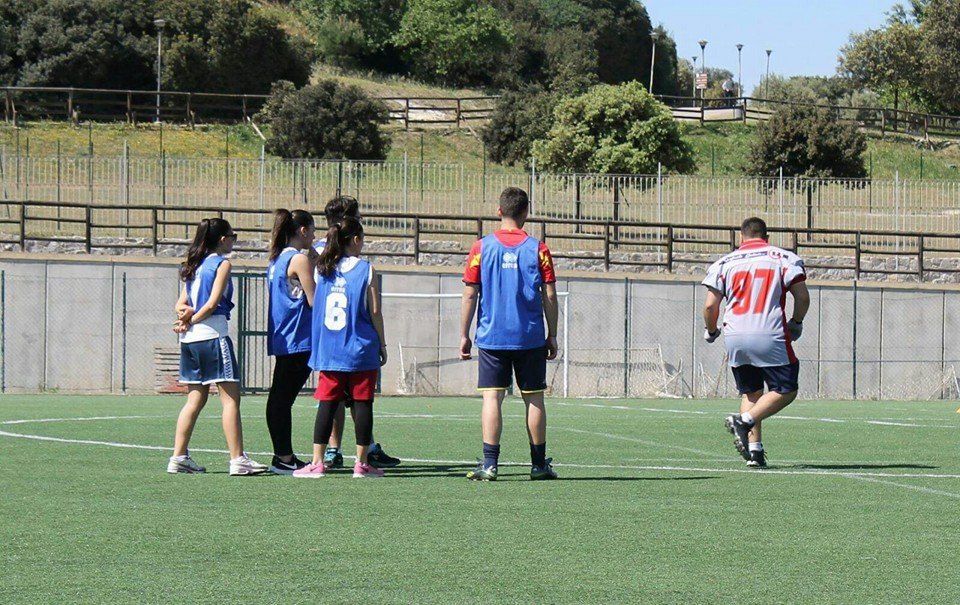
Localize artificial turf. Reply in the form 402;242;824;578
1;395;958;604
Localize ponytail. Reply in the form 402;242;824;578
180;218;232;282
318;216;364;277
269;208;315;260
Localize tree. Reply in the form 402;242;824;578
747;104;867;178
392;0;513;86
481;87;560;166
161;0;311;94
839;23;924;114
920;0;960;113
262;79;391;160
532;81;694;175
300;0;406;72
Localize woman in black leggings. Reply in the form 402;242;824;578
265;208;318;474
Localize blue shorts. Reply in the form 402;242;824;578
179;337;239;385
731;362;799;395
478;347;547;393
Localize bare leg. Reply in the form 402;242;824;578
523;391;546;445
173;385;209;457
748;390;798;423
481;390;506;445
740;390;763;444
217;381;244;459
356;444;370;465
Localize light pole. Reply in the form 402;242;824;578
765;49;772;99
154;18;166;123
691;56;698;101
736;44;744;98
649;31;661;93
698;40;707;99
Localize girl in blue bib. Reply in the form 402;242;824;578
167;218;268;477
265;208;318;474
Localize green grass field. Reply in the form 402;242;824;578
2;394;959;604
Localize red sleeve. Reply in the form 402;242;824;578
463;240;482;284
538;242;556;284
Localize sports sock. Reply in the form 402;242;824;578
530;442;546;468
482;443;500;469
748;441;763;452
740;412;756;427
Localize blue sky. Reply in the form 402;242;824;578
643;0;891;93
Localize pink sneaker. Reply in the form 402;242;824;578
353;462;385;478
292;462;326;478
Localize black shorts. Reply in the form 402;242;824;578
732;362;799;395
478;347;547;393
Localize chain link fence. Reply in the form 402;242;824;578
4;152;960;234
1;259;958;400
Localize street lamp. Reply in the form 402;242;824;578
765;49;772;99
154;18;166;123
698;40;707;99
691;56;698;101
649;31;661;93
736;44;744;98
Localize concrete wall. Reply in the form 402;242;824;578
1;254;958;400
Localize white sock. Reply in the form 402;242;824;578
748;441;763;452
740;412;755;426
172;454;187;461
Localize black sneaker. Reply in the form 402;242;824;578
724;414;752;461
530;458;558;480
747;449;767;469
367;443;401;469
269;455;310;475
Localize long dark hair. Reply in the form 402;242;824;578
323;195;360;227
180;218;232;282
269;208;314;260
318;216;364;277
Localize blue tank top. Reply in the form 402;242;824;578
475;234;545;350
309;257;381;372
267;248;312;356
186;254;234;319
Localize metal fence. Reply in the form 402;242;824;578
3;152;960;233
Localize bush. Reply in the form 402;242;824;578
747;104;867;178
481;87;560;167
532;82;694;175
263;79;391;160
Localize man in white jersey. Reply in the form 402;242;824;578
702;217;810;467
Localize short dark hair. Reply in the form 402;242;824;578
499;187;529;219
741;217;768;239
323;196;360;227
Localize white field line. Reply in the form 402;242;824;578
843;475;960;499
3;419;960;480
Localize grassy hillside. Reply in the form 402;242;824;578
2;120;958;181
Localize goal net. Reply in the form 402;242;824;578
384;290;685;398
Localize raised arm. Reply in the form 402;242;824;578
289;252;317;308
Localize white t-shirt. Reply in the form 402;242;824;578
702;239;806;367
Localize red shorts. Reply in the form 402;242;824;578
314;369;378;401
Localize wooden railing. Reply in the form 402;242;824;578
655;95;960;138
2;199;958;281
1;86;496;128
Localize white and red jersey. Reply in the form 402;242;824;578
702;239;806;367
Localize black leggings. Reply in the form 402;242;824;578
265;352;312;457
314;400;373;446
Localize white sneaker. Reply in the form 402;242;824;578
167;454;206;474
229;453;269;476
